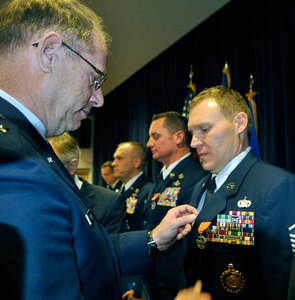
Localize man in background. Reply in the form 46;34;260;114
101;160;123;192
48;132;125;233
112;141;154;298
112;141;154;232
141;111;208;300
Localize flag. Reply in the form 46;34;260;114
245;74;262;159
221;62;231;88
182;66;198;160
182;66;196;118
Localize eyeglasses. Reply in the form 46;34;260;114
32;41;107;90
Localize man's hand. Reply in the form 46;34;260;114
174;281;211;300
152;204;198;251
122;289;141;300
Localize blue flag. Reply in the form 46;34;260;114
245;90;262;159
221;62;231;88
182;66;196;118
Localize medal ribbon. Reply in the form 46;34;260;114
198;221;212;234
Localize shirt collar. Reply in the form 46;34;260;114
74;174;83;190
162;152;191;180
0;89;46;139
124;171;143;191
215;146;251;189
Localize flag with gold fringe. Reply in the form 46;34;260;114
182;65;196;118
245;74;261;159
221;62;231;88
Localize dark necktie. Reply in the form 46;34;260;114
120;184;125;193
204;175;216;204
153;172;164;191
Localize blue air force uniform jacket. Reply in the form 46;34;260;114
185;150;295;300
142;154;207;230
0;98;150;300
141;154;207;299
121;173;154;232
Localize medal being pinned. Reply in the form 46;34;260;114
196;221;212;249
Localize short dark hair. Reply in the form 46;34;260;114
152;111;192;147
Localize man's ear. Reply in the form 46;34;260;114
234;112;248;134
133;156;142;168
36;32;63;73
174;130;185;146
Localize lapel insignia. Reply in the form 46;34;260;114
220;263;245;293
0;124;9;133
226;182;235;190
135;188;140;193
173;180;180;187
47;157;54;164
169;172;175;178
178;173;184;179
237;197;252;208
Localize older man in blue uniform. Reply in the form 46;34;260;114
0;2;198;299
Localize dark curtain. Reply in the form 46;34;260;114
91;0;295;185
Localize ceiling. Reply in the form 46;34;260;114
82;0;231;95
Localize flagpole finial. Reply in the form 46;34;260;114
249;73;254;92
189;65;194;85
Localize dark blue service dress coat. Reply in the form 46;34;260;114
185;150;295;300
122;173;154;232
0;97;150;300
141;153;207;299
